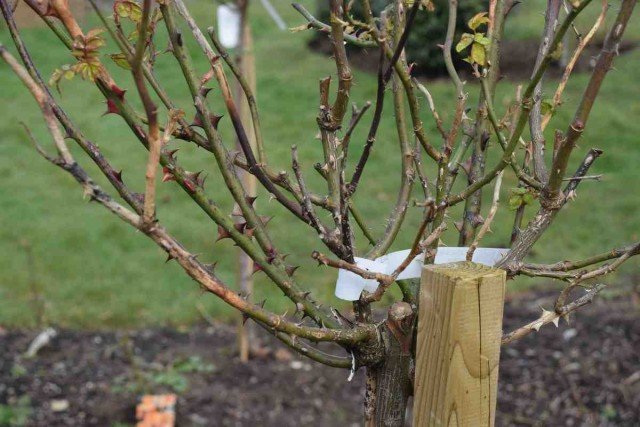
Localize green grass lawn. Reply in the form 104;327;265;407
0;0;638;328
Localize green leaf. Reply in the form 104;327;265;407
49;65;76;93
115;0;142;23
512;187;527;195
549;41;563;60
471;42;487;66
72;61;103;82
63;68;75;80
522;193;535;205
455;33;474;52
109;53;131;70
474;33;491;46
128;29;139;42
173;356;215;373
541;98;555;116
468;12;490;31
151;370;188;393
508;194;523;210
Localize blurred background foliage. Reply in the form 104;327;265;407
315;0;485;76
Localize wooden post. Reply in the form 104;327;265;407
235;0;257;363
413;261;506;426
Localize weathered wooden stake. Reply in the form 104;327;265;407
235;0;257;363
413;262;506;426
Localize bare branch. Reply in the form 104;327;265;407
291;145;328;237
555;242;640;309
449;0;595;208
366;4;415;259
528;0;562;184
466;171;503;260
328;0;353;126
166;1;312;239
0;44;73;165
502;284;606;345
3;45;371;344
342;102;371;162
541;0;609;131
442;0;464;96
131;0;161;225
545;0;636;203
291;2;377;48
255;321;353;369
413;79;448;142
207;27;266;163
364;222;447;303
519;242;640;273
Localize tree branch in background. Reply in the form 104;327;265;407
466;171;503;260
541;0;609;131
291;2;377;48
130;0;161;225
1;44;372;345
528;0;561;184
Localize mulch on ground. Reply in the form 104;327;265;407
1;289;638;426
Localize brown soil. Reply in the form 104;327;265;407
1;289;639;426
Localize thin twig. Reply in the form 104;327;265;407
366;5;415;259
130;0;161;225
291;146;327;237
555;242;640;309
466;171;503;260
528;0;561;183
0;44;73;164
364;222;446;303
562;174;602;182
291;2;377;48
254;320;352;369
502;284;606;344
541;0;609;130
519;242;640;273
545;0;635;203
448;0;595;208
413;79;448;141
208;26;267;163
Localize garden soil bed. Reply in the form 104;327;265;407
1;289;639;426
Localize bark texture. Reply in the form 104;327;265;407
368;303;414;427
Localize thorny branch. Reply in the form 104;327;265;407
1;0;638;376
502;283;606;345
0;43;373;347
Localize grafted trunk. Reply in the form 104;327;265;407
368;337;412;426
366;303;415;427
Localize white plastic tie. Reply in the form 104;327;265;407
335;247;509;301
217;4;241;49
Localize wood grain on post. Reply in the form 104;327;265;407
413;261;506;426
